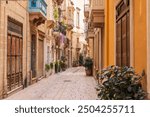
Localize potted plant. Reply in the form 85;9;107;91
45;64;50;77
79;54;84;66
60;61;66;71
84;57;93;76
55;61;59;73
58;60;61;72
72;60;78;67
50;62;54;74
96;65;146;100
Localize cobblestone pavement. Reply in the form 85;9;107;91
6;67;97;100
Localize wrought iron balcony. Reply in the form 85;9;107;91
28;0;47;25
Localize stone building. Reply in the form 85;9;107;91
84;0;105;76
0;1;29;98
71;0;85;65
0;0;56;99
61;0;75;67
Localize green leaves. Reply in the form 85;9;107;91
84;57;93;70
53;7;59;21
45;64;50;72
97;66;146;100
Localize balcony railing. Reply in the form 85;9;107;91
28;0;47;17
90;0;104;10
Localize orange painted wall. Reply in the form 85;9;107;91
104;0;115;67
133;0;147;90
104;0;147;90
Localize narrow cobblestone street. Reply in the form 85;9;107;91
6;67;97;100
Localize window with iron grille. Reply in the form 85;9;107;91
7;17;23;91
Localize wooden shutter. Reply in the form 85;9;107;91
7;17;23;91
126;12;130;66
121;15;127;66
38;39;44;77
116;0;130;67
31;35;36;78
116;20;121;66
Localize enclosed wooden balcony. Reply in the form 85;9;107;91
89;0;104;28
28;0;47;26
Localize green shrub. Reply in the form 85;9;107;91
97;65;146;100
45;64;50;72
50;62;54;69
55;61;59;73
79;54;84;66
84;57;93;70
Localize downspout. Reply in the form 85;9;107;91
0;0;7;98
2;3;6;98
26;2;28;87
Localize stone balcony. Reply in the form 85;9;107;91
67;17;74;30
84;4;90;19
76;43;81;51
89;0;105;28
28;0;47;26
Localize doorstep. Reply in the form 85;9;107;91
6;85;23;98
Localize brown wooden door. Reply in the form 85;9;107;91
7;35;23;91
31;35;36;78
116;0;130;67
38;39;44;77
122;15;127;66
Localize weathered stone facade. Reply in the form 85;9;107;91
0;1;29;98
0;0;55;98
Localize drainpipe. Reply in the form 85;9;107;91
2;4;6;98
25;3;28;87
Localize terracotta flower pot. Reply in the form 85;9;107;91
85;69;92;76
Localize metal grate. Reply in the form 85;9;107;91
64;80;71;82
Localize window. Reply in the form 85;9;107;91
76;7;80;28
68;10;71;17
77;12;80;27
31;0;37;7
116;0;130;67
